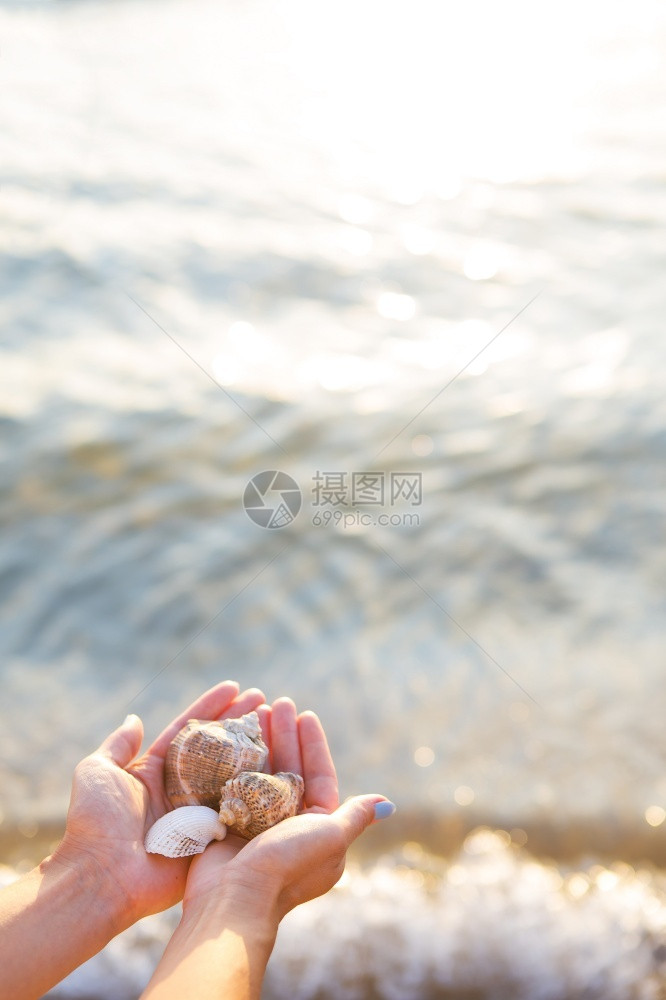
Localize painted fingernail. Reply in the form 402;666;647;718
374;801;396;820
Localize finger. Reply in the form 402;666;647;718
333;795;396;846
97;714;144;768
254;703;272;757
219;687;266;721
270;697;302;775
298;711;338;812
146;680;240;758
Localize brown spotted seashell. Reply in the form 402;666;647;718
165;712;269;809
218;770;304;840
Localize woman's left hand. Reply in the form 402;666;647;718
55;679;265;926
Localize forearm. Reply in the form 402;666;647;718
0;851;129;1000
141;887;279;1000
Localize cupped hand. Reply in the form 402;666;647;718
184;700;392;918
55;680;265;925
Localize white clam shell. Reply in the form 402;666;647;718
144;806;228;858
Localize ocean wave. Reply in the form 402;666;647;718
22;830;664;1000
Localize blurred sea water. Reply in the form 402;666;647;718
1;0;666;995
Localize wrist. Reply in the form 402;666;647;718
143;875;280;999
182;874;281;943
48;839;136;935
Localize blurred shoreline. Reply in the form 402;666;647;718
4;812;666;873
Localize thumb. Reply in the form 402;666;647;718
97;714;144;767
333;795;397;846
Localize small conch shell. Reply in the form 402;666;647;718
144;806;227;858
219;771;304;840
165;711;269;809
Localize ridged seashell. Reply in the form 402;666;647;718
144;806;226;858
218;771;304;840
165;712;269;809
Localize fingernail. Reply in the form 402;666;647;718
123;714;138;726
374;801;396;820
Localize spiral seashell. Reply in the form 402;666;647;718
165;712;269;809
144;806;227;858
218;771;304;840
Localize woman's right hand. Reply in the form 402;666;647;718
183;700;394;921
199;795;393;920
140;701;394;1000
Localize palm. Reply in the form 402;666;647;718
61;682;266;919
185;700;339;906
